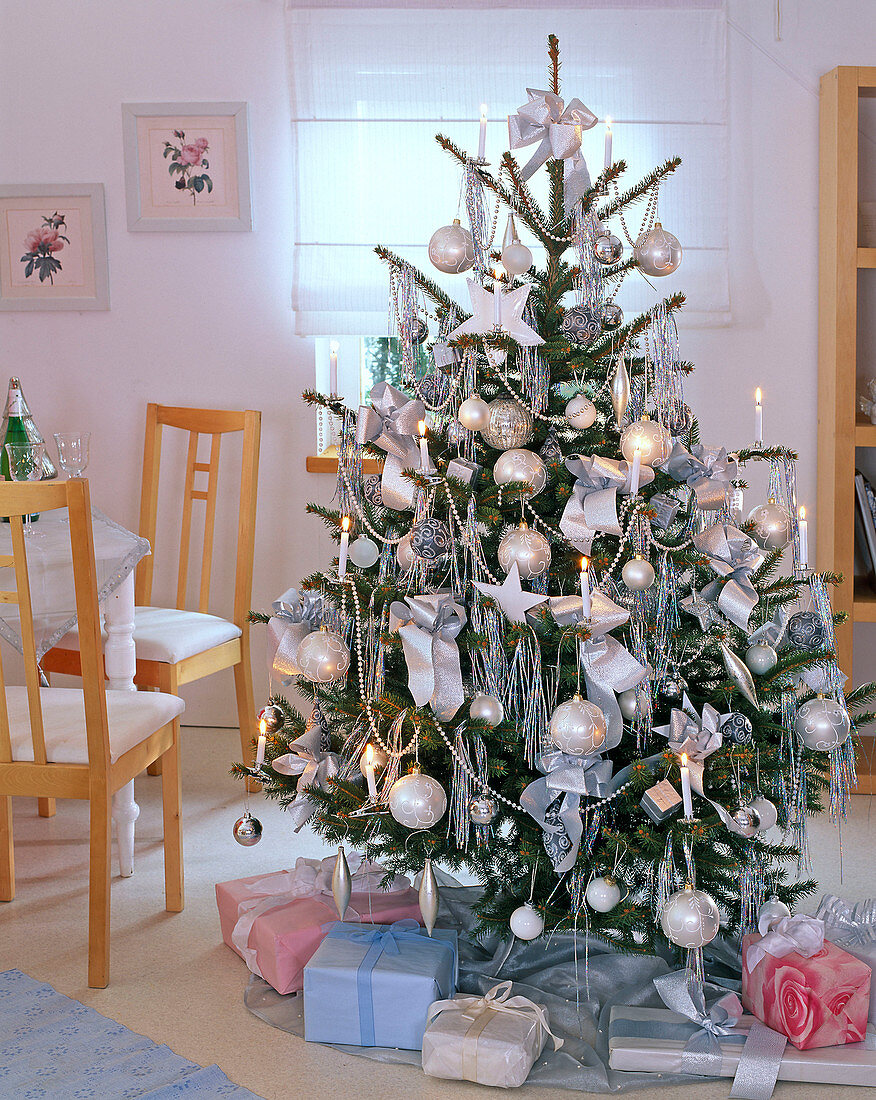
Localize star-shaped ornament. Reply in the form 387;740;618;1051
449;279;544;365
472;562;548;624
680;587;722;631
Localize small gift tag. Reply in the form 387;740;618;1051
648;492;681;530
641;779;683;823
446;457;481;486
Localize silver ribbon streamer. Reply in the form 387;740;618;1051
665;443;737;511
815;893;876;946
271;725;341;831
389;592;467;720
560;454;654;554
356;381;429;510
747;605;789;649
693;524;762;631
508;88;598;187
728;1023;788;1100
267;587;322;683
653;972;743;1075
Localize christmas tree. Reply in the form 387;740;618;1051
238;37;872;958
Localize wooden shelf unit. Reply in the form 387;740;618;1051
818;67;876;792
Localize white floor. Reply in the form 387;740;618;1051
2;725;876;1100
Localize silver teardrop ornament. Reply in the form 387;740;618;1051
720;642;759;708
419;857;440;937
611;353;630;429
332;845;352;920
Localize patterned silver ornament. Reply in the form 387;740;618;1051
296;628;351;684
457;393;491;432
493;448;547;496
540;433;564;462
795;696;851;751
362;473;383;509
622;556;655;591
232;810;262;846
348;535;379;568
720;712;753;745
620;417;672;467
585;876;622;912
561;305;602;345
788;610;827;651
664;401;694;437
428;219;475;274
634;222;682;276
417;372;445;406
745;642;778;675
747;502;791;551
509;902;544;940
480;398;534;450
414;318;429;344
469;694;504;727
419;857;440;936
388;770;447;829
548;695;607;756
332;845;352;919
602;302;624;330
257;704;284;734
565;394;598;430
498;523;551;578
660;885;720;948
411;517;452;561
469;794;497;825
594;228;623;265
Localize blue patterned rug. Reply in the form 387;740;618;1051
0;970;263;1098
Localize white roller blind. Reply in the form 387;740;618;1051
286;2;728;335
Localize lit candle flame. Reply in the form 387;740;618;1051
259;717;267;736
799;506;806;520
681;752;688;767
365;743;375;766
605;116;612;130
341;515;350;532
418;419;427;438
755;387;762;405
580;555;589;573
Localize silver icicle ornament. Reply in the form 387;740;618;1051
419;857;440;936
720;642;758;707
332;844;352;919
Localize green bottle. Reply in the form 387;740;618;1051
1;377;41;522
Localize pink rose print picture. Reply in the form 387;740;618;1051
163;131;212;205
20;212;69;283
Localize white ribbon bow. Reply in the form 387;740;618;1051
426;980;563;1048
746;914;825;971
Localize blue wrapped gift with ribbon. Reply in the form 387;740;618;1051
303;920;458;1050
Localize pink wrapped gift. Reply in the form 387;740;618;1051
216;856;421;995
742;915;871;1050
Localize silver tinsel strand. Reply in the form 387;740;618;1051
505;630;548;765
464;162;490;275
335;408;362;521
449;724;474;850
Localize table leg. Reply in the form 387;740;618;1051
104;571;139;877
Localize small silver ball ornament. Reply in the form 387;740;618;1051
497;523;551;579
602;302;624;330
720;712;753;745
358;744;388;776
296;628;351;684
509;902;544;940
501;241;533;275
746;502;791;551
730;804;761;839
469;795;497;825
660;885;720;948
388;770;447;829
257;704;285;734
493;448;547;496
561;305;602;345
622;556;656;591
787;610;827;651
549;695;607;756
413;318;429;344
620;418;672;467
795;696;851;751
348;535;379;568
749;795;778;831
428;219;475;274
565;394;597;430
634;222;683;276
618;688;639;720
481;398;534;450
745;643;778;675
469;694;504;726
594;228;623;265
233;810;263;846
585;876;622;913
457;393;491;432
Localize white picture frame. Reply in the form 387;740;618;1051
0;183;109;311
122;102;252;232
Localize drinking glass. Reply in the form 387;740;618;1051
54;432;90;478
5;441;45;536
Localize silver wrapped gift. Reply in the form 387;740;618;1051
446;456;481;486
648;491;681;530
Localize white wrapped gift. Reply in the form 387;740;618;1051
422;981;562;1088
816;895;876;1023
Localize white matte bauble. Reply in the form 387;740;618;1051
745;643;778;675
457;394;491;432
634;222;683;276
622;556;655;591
296;628;351;684
501;241;534;275
509;902;544;940
348;535;379;568
498;523;551;579
746;502;792;551
469;694;504;727
618;688;639;721
565;394;598;430
549;695;607;756
388;770;447;829
795;697;851;751
481;399;534;450
757;895;792;936
585;876;622;913
660;886;720;949
620;418;672;468
749;795;778;832
493;449;547;496
396;533;415;571
428;219;475;274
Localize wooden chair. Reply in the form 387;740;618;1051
44;405;261;775
0;478;184;988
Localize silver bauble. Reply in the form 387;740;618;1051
622;556;656;591
348;535;379;569
787;610;827;651
618;688;640;721
720;712;753;745
332;845;352;919
585;876;622;913
749;795;778;831
509;902;544;940
565;394;598;430
745;643;778;675
620;417;672;467
417;371;446;406
611;355;631;429
362;473;383;509
730;804;760;839
419;858;440;936
548;695;607;756
493;449;547;496
660;886;720;949
602;302;624;330
296;628;351;684
413;318;429;344
634;222;683;276
469;794;497;825
457;393;491;432
501;240;533;275
396;533;415;571
257;704;285;734
795;697;851;751
232;810;263;846
746;502;791;551
594;229;623;265
481;398;534;450
757;895;792;936
664;401;694;437
411;517;452;561
388;770;447;829
428;219;475;274
561;305;602;345
469;694;504;727
497;523;551;578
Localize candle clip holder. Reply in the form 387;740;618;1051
753;438;764;451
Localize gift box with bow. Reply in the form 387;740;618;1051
303;920;457;1049
422;981;562;1088
816;895;876;1022
215;857;420;995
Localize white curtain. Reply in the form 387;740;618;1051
286;1;728;335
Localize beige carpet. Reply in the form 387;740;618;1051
2;724;875;1100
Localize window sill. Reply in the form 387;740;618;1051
306;446;382;474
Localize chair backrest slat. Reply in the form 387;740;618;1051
198;432;222;614
10;515;46;765
175;432;200;609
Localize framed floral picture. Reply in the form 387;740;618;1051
122;102;252;232
0;183;109;311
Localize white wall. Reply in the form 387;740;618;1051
0;0;875;726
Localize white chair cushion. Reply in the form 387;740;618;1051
57;606;242;664
7;686;185;765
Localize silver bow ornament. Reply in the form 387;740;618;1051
271;725;341;831
666;443;737;511
653;972;743;1076
356;381;430;510
560;454;654;555
655;694;724;762
267;587;322;684
816;894;876;947
389;592;467;720
521;748;613;873
693;523;762;631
